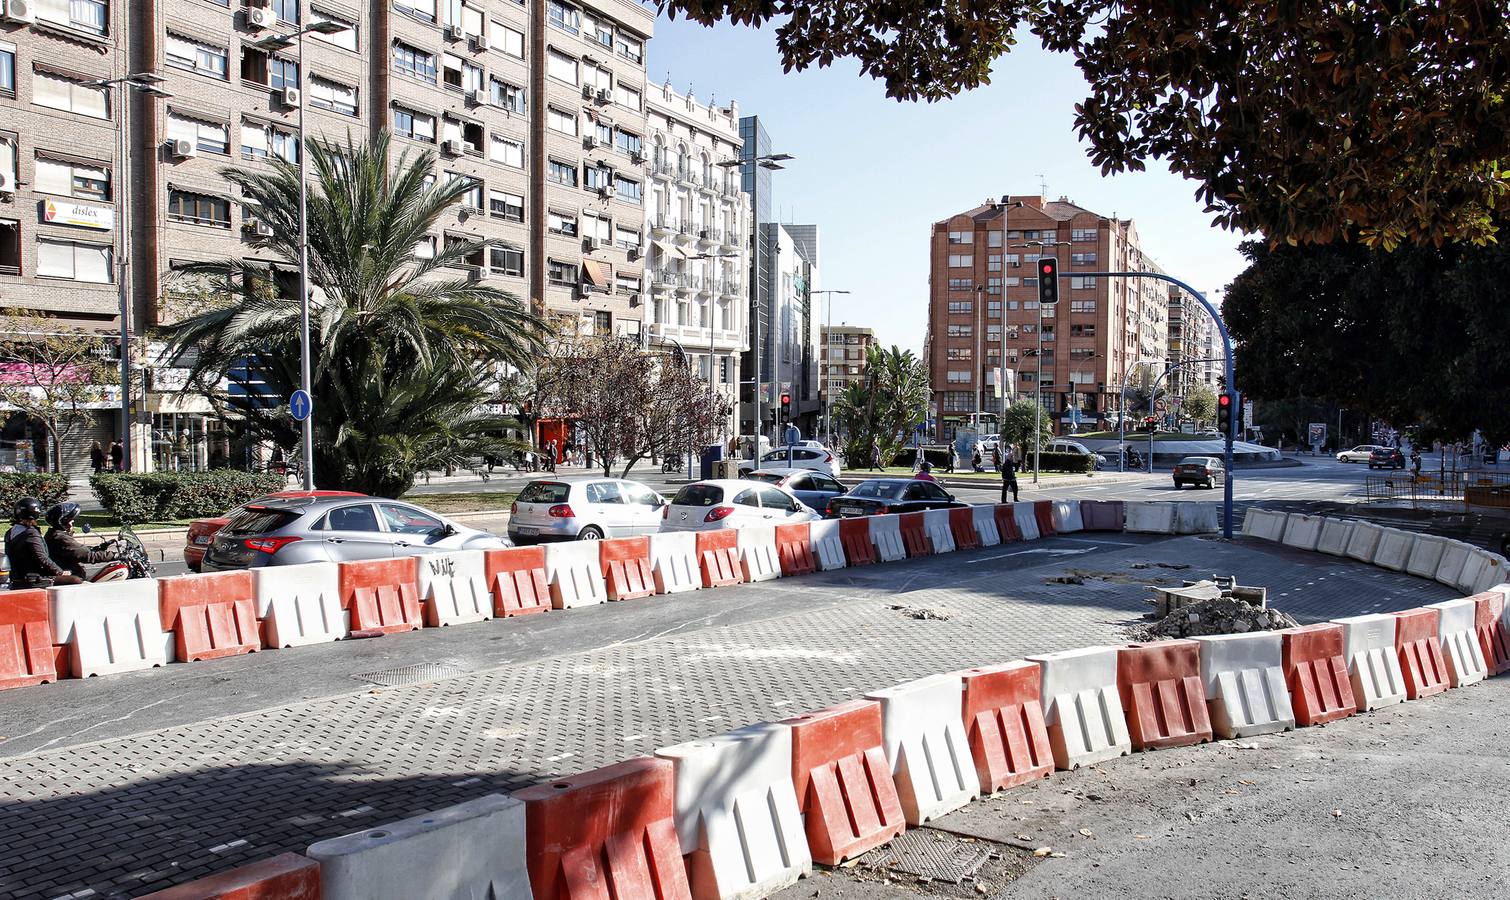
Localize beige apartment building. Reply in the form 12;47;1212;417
820;323;875;398
0;0;652;472
927;194;1169;442
1167;284;1217;399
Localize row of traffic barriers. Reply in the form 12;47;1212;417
0;499;1160;692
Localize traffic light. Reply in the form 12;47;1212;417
1038;256;1059;305
780;391;791;419
1217;391;1234;434
1143;416;1157;433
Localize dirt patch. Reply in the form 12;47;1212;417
891;604;955;621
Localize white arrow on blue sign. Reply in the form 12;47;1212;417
290;389;313;422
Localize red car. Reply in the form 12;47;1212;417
183;490;364;571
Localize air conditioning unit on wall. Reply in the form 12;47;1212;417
244;6;275;29
3;0;37;23
168;139;197;159
281;86;302;108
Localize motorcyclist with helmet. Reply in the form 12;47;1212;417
44;502;118;579
4;497;79;589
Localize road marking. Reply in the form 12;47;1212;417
965;547;1094;564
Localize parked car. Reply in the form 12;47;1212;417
200;496;506;570
825;478;967;517
1337;444;1386;463
1172;456;1226;489
737;444;841;477
661;479;819;532
1047;439;1110;470
183;490;365;571
508;477;666;543
743;467;848;512
1369;447;1407;470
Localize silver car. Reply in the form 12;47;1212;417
201;496;507;570
507;477;667;543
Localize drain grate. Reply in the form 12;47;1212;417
860;827;992;884
353;663;466;687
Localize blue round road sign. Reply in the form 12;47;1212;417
290;389;313;422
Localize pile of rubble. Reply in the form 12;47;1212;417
1130;575;1299;640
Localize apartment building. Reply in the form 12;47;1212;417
643;80;749;440
759;221;820;435
927;194;1169;442
820;323;875;398
1167;284;1217;398
0;0;652;472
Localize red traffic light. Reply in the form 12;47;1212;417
1041;262;1053;275
1218;394;1232;407
780;392;791;404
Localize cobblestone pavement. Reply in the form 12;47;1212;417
0;535;1457;899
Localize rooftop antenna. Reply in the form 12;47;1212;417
1037;173;1048;199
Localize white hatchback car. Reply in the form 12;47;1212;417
661;479;819;532
736;445;841;477
1336;444;1386;463
508;477;666;543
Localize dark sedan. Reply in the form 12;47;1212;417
825;478;966;518
1369;447;1407;470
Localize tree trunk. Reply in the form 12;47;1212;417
47;417;62;473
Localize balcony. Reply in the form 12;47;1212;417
721;280;743;298
650;217;676;238
697;226;720;246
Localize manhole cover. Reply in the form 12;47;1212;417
353;663;466;686
861;828;992;884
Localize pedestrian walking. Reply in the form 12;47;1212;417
870;440;882;471
109;440;124;473
995;446;1019;503
971;445;984;472
1410;448;1422;478
89;440;105;475
544;439;558;473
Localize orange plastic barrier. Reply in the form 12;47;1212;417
1117;641;1213;750
1282;624;1357;726
135;852;320;899
776;522;817;576
1474;590;1510;676
993;504;1022;543
600;536;655;600
1080;500;1125;532
948;507;980;551
781;699;905;865
1393;608;1450;699
898;512;930;558
484;546;551;617
0;589;57;690
517;756;691;900
838;518;877;566
158;571;260;662
1032;501;1057;538
338;557;422;638
697;529;743;587
959;661;1053;793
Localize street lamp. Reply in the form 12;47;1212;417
809;289;849;444
253;19;349;489
717;151;792;447
1014;239;1072;483
87;72;172;473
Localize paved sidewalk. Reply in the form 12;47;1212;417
0;536;1455;899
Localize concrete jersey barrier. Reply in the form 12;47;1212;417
414;549;492;626
971;504;1002;547
866;673;979;825
1027;646;1131;770
1405;534;1449;580
808;519;848;571
1281;514;1324;551
1371;528;1415;572
48;579;171;677
1332;614;1408;711
649;531;702;593
1241;508;1288;541
1458;549;1509;596
1425;597;1488;687
1345;521;1384;564
921;508;956;554
254;562;349;647
1125;502;1177;534
1173;502;1220;534
1050;499;1084;533
737;524;783;583
1191;632;1295;738
544;540;607;608
1316;518;1354;556
869;514;907;562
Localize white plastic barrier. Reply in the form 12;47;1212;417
1426;598;1488;687
544;540;607;608
869;514;907;562
1434;541;1472;589
656;723;811;900
807;519;848;571
1281;514;1324;551
971;504;1002;547
1405;534;1448;579
414;549;491;627
1174;502;1220;534
1241;509;1288;541
1012;503;1041;541
1191;633;1295;738
48;580;171;677
1345;520;1384;563
307;794;529;900
1124;502;1176;534
1316;518;1353;556
737;525;783;583
865;673;978;826
1026;646;1130;770
1333;614;1407;711
1457;549;1509;596
649;531;701;593
1050;500;1084;533
254;562;349;647
1371;528;1414;572
922;509;956;554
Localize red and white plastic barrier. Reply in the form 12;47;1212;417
415;548;492;626
49;580;170;677
254;562;348;647
1027;646;1130;769
866;673;978;825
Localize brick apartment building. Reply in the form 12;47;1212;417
820;323;875;397
1167;284;1217;399
0;0;653;472
927;194;1169;443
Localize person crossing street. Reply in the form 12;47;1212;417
995;445;1019;503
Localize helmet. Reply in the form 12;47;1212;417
919;461;933;471
46;502;81;530
12;497;43;522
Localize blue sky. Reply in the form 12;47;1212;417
646;15;1250;353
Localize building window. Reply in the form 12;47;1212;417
492;22;524;57
986;325;1001;342
616;272;640;294
167;112;230;154
32;71;110;119
489;189;523;222
392;42;437;82
1070;299;1097;313
546;49;578;85
583;12;613;47
35;237;112;282
412;235;436;259
616;33;642;63
395;0;436;23
270;0;299;23
614;82;640;110
1071;252;1097;265
1024;276;1038;287
0;45;13;97
547;158;577;187
309;76;357;116
942;391;973;412
947;348;972;360
947;253;973;268
584;164;612;191
489;245;523;276
167;189;231;227
946;370;971;384
34;156;110;200
946;230;972;244
489;78;525;113
36;0;107;34
615;175;642;204
1072;228;1097;241
547;210;577;236
945;324;971;338
987;276;1002;295
166;34;229;79
987;300;1002;318
1070;324;1097;337
443;233;485;270
547;0;580;33
392;107;435;142
614;129;641;157
445;172;483;209
947;277;971;291
1070;276;1097;290
488;135;523;168
547;258;577;286
310;9;358;50
241;47;299;90
987;231;1003;248
1004;277;1020;287
593;310;612;335
947;300;972;314
987;254;1002;272
616;225;639;251
241;119;298;162
546;106;576;136
0;135;15;186
0;218;19;274
1004;253;1020;267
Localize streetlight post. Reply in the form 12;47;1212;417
810;289;849;444
1118;358;1161;472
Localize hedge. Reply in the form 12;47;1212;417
890;446;955;469
1033;450;1096;473
90;471;287;524
0;472;71;515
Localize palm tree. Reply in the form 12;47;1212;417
831;346;931;468
162;131;542;496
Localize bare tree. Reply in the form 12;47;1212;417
0;312;116;473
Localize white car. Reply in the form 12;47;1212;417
661;479;819;532
507;477;666;543
1336;444;1386;463
737;445;841;477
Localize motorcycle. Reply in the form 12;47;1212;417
81;525;156;582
